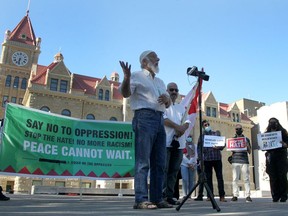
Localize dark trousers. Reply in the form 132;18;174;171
204;160;225;197
163;148;183;199
266;150;288;201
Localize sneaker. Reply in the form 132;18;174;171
246;197;252;202
231;196;238;202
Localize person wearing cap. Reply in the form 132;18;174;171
197;120;227;202
230;124;252;202
162;82;191;205
180;137;197;199
119;50;172;209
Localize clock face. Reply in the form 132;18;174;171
12;51;29;66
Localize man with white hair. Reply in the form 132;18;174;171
119;50;172;209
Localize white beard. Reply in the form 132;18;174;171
147;60;159;74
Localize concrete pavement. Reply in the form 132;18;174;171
0;194;287;216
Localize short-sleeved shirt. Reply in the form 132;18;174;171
163;103;191;149
120;69;168;112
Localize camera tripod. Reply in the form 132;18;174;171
176;73;221;212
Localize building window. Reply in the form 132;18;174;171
50;78;58;91
2;96;9;107
5;75;11;87
21;78;27;89
236;113;240;122
110;117;117;121
212;107;217;117
61;109;71;116
13;76;19;88
40;106;50;112
98;89;103;100
206;107;211;116
18;98;23;105
81;182;92;188
105;90;110;101
55;181;65;187
86;114;95;120
60;80;68;93
32;180;42;186
11;97;17;103
232;113;236;122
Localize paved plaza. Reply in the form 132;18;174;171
0;194;287;216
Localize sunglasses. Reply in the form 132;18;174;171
169;88;179;93
203;123;210;127
235;128;242;131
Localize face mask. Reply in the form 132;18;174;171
204;126;211;132
186;137;192;142
269;122;277;130
236;130;242;135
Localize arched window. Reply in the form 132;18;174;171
98;89;103;100
61;109;71;117
40;106;50;112
21;78;27;89
5;75;11;87
86;114;95;120
13;76;19;88
110;117;117;121
105;90;110;101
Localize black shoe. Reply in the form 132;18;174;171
166;198;180;205
246;196;252;202
231;196;238;202
0;193;10;201
280;198;287;202
194;196;203;201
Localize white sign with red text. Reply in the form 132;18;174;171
226;137;247;151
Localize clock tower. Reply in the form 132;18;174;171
0;11;41;118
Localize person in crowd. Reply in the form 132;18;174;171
198;120;227;202
264;117;288;202
119;50;172;209
181;136;197;199
0;186;10;201
162;82;190;205
0;115;10;201
230;124;252;202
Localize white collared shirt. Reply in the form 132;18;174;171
120;69;168;112
163;103;191;148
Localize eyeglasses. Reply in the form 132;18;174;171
169;88;179;93
203;123;210;127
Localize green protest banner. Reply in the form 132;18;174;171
0;103;135;179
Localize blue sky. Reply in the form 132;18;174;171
1;0;287;105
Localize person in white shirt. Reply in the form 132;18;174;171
119;50;172;210
162;82;191;205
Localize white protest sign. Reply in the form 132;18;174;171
257;131;282;150
203;135;225;148
226;137;247;151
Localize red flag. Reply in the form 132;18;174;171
180;79;202;137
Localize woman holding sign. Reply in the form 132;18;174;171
264;118;288;202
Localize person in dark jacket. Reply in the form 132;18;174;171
230;124;252;202
264;117;288;202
